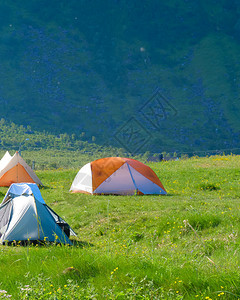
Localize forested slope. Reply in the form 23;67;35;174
0;0;239;152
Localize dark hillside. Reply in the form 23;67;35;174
0;0;239;153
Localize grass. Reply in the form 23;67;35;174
0;154;239;299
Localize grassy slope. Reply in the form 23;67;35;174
0;155;239;299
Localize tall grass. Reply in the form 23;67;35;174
0;154;239;299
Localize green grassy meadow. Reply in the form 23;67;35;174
0;155;239;299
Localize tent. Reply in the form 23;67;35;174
0;183;76;244
70;157;167;195
0;151;43;186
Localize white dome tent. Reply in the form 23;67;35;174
70;157;167;195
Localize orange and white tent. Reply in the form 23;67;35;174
70;157;166;195
0;151;43;186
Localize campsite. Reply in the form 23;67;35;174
0;152;238;299
0;0;240;299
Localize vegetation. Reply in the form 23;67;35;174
0;1;239;152
0;154;239;299
0;118;109;152
0;118;133;169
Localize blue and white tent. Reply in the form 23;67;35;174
0;183;76;244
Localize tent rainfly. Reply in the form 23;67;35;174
0;183;76;244
70;157;167;195
0;151;43;186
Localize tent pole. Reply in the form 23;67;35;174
127;163;138;193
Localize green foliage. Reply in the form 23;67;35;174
188;214;222;231
0;119;142;169
0;118;107;152
197;183;221;191
0;2;239;152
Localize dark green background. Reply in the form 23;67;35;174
0;0;239;153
